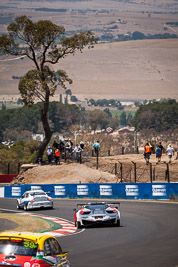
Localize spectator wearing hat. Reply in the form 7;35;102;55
166;144;174;164
47;146;53;164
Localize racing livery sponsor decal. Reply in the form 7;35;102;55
152;185;166;196
77;185;88;196
19;213;77;237
54;186;66;196
40;255;57;265
31;186;42;191
24;262;31;267
125;185;139;196
100;185;112;196
12;187;21;196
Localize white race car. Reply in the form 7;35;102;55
17;189;53;211
74;202;121;228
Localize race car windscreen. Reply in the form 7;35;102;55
30;192;46;197
86;204;106;210
0;239;38;256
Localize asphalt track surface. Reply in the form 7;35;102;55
0;198;178;267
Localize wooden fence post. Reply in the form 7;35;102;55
119;162;123;183
64;150;67;163
137;146;139;154
132;161;136;183
96;149;99;170
115;163;117;175
166;163;170;183
153;167;155;181
150;163;153;183
122;147;125;155
79;151;82;164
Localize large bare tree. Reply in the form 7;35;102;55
0;16;97;162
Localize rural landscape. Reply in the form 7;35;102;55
0;1;178;267
0;0;178;180
0;0;178;102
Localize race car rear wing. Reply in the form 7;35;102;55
76;201;120;207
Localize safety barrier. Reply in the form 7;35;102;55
2;183;178;200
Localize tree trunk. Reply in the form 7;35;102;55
35;96;52;163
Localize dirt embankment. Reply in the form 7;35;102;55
11;153;178;185
11;162;117;185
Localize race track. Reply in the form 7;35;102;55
0;198;178;267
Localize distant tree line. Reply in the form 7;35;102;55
12;76;24;80
100;31;177;42
0;140;41;172
0;101;133;142
0;102;81;143
89;98;124;109
132;99;178;132
1;99;178;143
166;22;178;26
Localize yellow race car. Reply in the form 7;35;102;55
0;231;71;267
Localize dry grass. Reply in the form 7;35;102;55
0;0;178;101
0;39;178;101
0;213;51;232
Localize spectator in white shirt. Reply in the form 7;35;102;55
166;144;174;164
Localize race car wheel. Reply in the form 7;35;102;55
76;221;82;229
17;202;20;209
115;219;120;227
24;203;28;211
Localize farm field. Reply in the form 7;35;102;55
0;0;178;102
0;39;178;102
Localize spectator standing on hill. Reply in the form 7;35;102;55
73;144;81;163
53;140;59;150
93;141;100;155
59;139;65;154
80;141;85;159
68;138;73;153
155;145;161;164
65;139;72;153
80;141;84;150
55;148;60;165
144;142;151;165
47;146;53;164
166;144;174;164
158;142;164;161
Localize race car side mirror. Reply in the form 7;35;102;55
73;208;77;211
